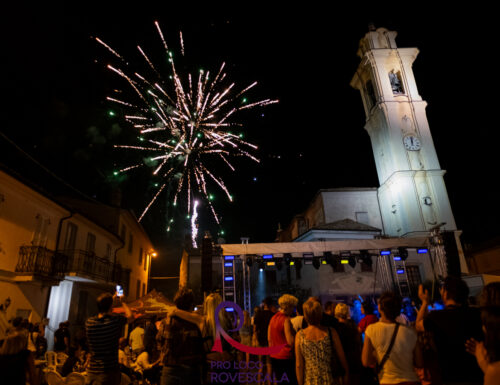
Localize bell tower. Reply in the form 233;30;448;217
350;27;458;239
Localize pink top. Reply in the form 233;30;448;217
269;312;293;359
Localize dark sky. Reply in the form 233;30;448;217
1;5;498;272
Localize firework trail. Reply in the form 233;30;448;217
96;21;278;230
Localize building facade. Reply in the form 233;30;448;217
0;168;154;347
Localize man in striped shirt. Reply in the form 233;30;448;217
86;292;132;385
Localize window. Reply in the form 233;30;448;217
136;279;141;299
389;71;404;94
128;234;133;254
143;251;147;271
64;222;78;251
138;247;143;265
32;215;50;246
86;233;96;255
106;244;112;260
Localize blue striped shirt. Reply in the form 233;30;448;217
86;314;126;373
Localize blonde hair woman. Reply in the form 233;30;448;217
0;331;39;385
268;294;299;384
295;299;348;385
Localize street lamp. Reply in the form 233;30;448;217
148;250;158;293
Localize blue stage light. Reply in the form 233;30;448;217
224;262;233;267
224;276;234;281
224;255;235;260
380;250;391;256
263;254;273;259
397;269;405;274
393;256;401;261
417;248;428;254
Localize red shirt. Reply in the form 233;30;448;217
268;312;293;359
358;314;378;333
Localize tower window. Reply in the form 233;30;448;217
389;71;404;94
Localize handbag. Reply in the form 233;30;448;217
375;323;400;375
328;327;346;378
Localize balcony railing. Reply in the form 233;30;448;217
15;246;65;277
16;247;130;292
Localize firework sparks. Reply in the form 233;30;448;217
97;21;278;227
191;200;199;247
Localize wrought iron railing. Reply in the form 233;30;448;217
16;247;130;291
15;246;63;276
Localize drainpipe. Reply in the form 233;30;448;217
112;240;125;288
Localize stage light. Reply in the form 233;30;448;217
397;268;405;274
340;251;350;265
224;262;233;267
263;254;273;259
289;261;295;266
393;256;401;261
266;261;275;266
398;247;408;261
380;250;391;256
224;276;234;281
246;256;253;267
259;268;263;272
417;248;428;254
322;259;327;265
226;307;234;312
341;258;349;265
224;255;235;260
312;257;321;269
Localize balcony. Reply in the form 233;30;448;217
16;246;130;292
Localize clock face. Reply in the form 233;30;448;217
403;135;421;151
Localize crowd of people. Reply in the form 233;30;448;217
0;277;499;385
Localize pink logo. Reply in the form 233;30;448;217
212;301;285;355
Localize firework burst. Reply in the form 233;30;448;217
97;21;278;230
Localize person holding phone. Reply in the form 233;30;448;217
86;290;133;385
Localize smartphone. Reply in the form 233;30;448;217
116;285;124;297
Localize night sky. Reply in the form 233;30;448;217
1;5;498;273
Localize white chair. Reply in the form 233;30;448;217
66;372;86;385
45;351;57;372
56;352;69;365
45;370;65;385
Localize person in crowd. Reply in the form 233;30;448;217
31;323;47;359
54;320;70;353
0;330;39;385
129;321;145;358
416;276;483;385
321;301;338;329
362;292;422;385
465;282;500;385
239;310;253;365
295;298;348;385
118;337;134;377
86;291;133;385
358;301;378;335
291;303;306;333
268;294;299;385
351;300;363;325
135;345;162;384
60;343;88;377
254;297;276;381
156;287;204;385
143;315;158;354
0;297;11;347
335;303;362;385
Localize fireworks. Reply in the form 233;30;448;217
97;21;278;230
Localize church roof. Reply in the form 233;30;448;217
312;218;381;232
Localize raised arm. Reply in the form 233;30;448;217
284;318;295;347
171;308;205;333
362;335;377;368
416;284;430;332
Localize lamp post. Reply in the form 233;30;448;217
147;250;158;293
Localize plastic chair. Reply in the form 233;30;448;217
45;371;65;385
56;352;69;365
45;351;57;372
66;372;86;385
